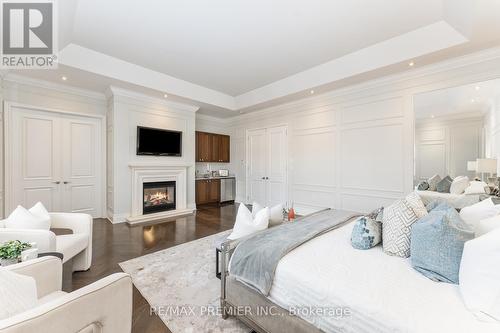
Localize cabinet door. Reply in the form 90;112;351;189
211;134;220;162
208;179;220;202
196;180;209;204
219;135;230;162
196;132;210;162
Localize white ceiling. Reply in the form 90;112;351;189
414;78;500;119
71;0;444;96
6;0;500;117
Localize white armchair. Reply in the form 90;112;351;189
0;213;93;272
0;256;132;333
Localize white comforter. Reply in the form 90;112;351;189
268;222;500;333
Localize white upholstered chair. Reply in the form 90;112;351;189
0;213;93;272
0;256;132;333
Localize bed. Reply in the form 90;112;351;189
220;210;500;333
416;190;481;209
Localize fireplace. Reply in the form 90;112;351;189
143;181;176;215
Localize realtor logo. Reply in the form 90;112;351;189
1;0;57;68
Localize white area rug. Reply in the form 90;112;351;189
119;231;250;333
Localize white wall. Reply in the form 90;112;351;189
224;50;500;214
483;95;500;172
415;116;484;181
107;88;198;223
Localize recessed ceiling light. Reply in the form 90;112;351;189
239;111;244;114
430;114;435;119
471;99;475;103
163;94;168;98
475;86;480;91
310;90;315;94
61;76;67;81
408;61;415;67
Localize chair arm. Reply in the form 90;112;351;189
0;229;56;253
0;273;132;333
6;256;62;298
49;213;92;236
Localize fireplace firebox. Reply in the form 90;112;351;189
143;181;176;215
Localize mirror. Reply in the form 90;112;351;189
414;79;500;187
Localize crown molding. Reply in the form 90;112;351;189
108;86;199;113
2;73;107;101
227;46;500;124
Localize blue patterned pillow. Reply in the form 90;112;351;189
351;216;382;250
411;203;474;284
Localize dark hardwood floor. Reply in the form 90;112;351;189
70;204;238;333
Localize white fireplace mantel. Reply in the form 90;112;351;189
127;164;194;224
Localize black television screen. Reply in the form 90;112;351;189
137;127;182;156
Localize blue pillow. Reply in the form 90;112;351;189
351;216;381;250
411;203;474;284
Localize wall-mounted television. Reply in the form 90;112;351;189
136;126;182;156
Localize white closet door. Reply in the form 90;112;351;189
61;116;102;217
247;128;267;205
246;126;288;206
10;109;63;212
7;106;103;218
266;126;288;206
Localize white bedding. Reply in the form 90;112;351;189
416;190;480;209
268;222;500;333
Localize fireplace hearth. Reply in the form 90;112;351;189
143;181;176;215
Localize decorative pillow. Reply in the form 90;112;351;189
351;216;382;250
436;176;453;193
367;207;384;222
476;215;500;237
459;227;500;321
426;199;448;212
29;202;50;224
228;204;269;240
411;203;474;284
252;202;283;227
417;181;429;191
464;181;488;195
0;269;38;320
405;192;428;218
428;174;442;191
459;198;500;230
450;176;470;195
5;204;51;230
382;199;419;258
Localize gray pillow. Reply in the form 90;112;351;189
411;203;474;284
428;174;442;191
436;176;453;193
417;181;429;191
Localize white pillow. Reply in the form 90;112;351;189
251;202;264;218
476;215;500;237
252;202;283;226
228;204;269;240
405;192;428;218
459;198;500;230
459;227;500;322
29;202;50;224
464;181;488;195
450;176;470;195
5;204;51;230
0;269;38;320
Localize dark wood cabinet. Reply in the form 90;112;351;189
195;131;230;163
219;135;230;162
196;179;220;205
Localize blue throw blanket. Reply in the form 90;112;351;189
229;209;359;295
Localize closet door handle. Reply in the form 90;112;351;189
52;181;61;184
63;181;71;184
